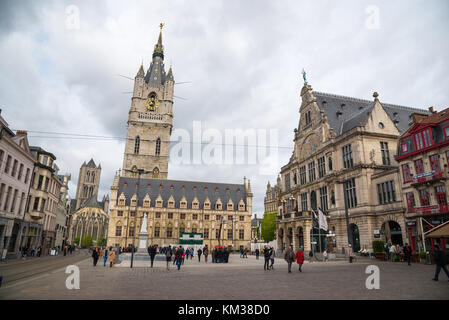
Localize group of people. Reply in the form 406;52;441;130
19;244;77;259
262;245;275;270
91;247;116;267
212;246;229;263
384;242;413;265
284;246;305;273
239;247;248;258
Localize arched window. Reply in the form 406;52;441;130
86;171;90;182
131;166;137;178
155;138;161;156
134;136;140;155
92;172;95;183
153;167;159;179
83;186;87;197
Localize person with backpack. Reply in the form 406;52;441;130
284;246;295;273
432;245;449;282
403;243;412;266
269;248;275;270
263;246;271;271
165;245;173;270
176;246;184;270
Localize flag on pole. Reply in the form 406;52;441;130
318;208;328;231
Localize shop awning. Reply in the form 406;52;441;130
424;220;449;238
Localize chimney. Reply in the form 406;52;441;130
16;130;27;137
412;113;429;124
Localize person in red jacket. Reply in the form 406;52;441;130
296;248;305;272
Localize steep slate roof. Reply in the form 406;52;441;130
80;194;103;209
313;92;431;135
86;158;97;168
117;177;246;210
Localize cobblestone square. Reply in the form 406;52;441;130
0;254;448;300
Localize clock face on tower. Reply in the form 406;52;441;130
145;93;159;111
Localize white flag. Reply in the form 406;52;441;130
311;209;317;219
318;209;328;231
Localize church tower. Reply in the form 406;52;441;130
122;24;174;179
75;159;101;210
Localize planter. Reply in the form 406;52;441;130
410;254;419;263
375;252;385;260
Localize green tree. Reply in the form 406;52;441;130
74;236;80;245
81;235;93;248
261;212;276;242
96;237;106;246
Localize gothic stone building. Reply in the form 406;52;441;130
106;26;253;250
396;107;449;252
274;82;430;254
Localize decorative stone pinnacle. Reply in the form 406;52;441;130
373;92;379;100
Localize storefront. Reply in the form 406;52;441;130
424;220;449;251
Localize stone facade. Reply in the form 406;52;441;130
122;28;174;180
107;175;252;249
55;174;71;248
25;146;63;255
272;82;430;254
0;116;35;258
107;26;253;250
74;159;101;210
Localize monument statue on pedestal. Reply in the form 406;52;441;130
137;212;149;253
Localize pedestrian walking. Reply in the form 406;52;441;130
173;246;178;265
197;248;202;262
107;247;116;267
269;248;275;270
403;243;412;266
263;246;271;271
323;249;328;262
103;247;109;266
166;245;172;270
203;246;208;263
37;246;42;257
390;244;397;262
284;246;295;273
176;246;184;270
92;248;99;267
348;244;354;263
148;245;156;268
255;248;260;260
432;245;449;282
384;242;390;261
296;248;304;272
308;250;314;263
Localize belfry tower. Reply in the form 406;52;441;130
122;24;174;179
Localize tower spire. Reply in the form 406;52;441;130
153;23;164;59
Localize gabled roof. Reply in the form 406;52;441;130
117;177;246;210
400;108;449;138
86;158;96;168
80;194;103;209
313;91;430;135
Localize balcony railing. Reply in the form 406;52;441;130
410;170;445;187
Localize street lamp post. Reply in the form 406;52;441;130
337;180;352;255
124;168;151;268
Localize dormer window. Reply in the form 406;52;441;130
216;203;222;210
144;200;150;207
180;201;187;209
414;128;433;151
204;202;211;210
168;201;174;208
227;203;233;211
119;199;125;206
193;202;199;209
156;200;163;208
400;142;408;153
239;204;245;211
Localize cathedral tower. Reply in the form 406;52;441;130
75;159;101;210
122;24;174;179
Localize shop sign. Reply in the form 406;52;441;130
373;230;380;238
406;221;416;226
413;170;435;180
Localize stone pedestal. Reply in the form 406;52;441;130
137;231;148;253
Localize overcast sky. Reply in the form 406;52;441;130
0;0;448;215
